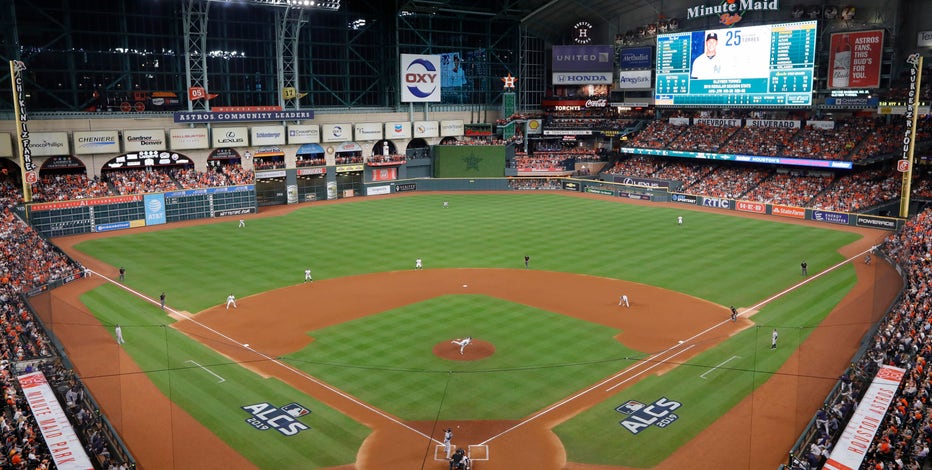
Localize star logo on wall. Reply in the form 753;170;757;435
463;155;481;171
501;73;517;89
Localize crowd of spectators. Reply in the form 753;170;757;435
170;164;254;189
334;155;364;164
30;174;110;202
791;208;932;470
742;171;834;208
718;126;800;156
625;120;686;149
252;158;286;170
507;177;562;190
512;156;576;173
809;167;900;213
367;154;406;165
0;177;130;467
683;165;772;199
666;124;740;153
106;168;178;195
296;156;326;167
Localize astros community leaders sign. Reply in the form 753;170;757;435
173;110;315;123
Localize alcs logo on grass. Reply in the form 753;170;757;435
242;402;311;436
616;397;682;434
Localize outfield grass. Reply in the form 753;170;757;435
72;193;863;468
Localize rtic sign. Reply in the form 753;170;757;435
401;54;441;103
616;397;682;434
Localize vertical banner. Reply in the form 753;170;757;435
400;54;441;103
899;54;923;218
9;60;36;202
144;193;167;226
828;30;884;88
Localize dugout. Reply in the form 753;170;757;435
333;142;364;198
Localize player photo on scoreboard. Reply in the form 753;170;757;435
689;27;770;80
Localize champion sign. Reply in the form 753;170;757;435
401;54;441;102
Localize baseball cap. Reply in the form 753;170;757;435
706;32;718;41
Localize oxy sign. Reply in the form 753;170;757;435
401;54;441;102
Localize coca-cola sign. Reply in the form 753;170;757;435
586;98;608;108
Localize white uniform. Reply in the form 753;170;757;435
677;216;683;225
451;337;472;354
238;219;246;228
443;429;453;458
619;295;629;307
304;269;313;282
415;258;423;270
226;294;238;309
443;201;449;208
115;324;125;345
771;329;778;349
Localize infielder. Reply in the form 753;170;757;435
415;258;423;270
730;306;738;322
226;293;238;309
304;268;313;282
451;336;472;355
619;294;629;307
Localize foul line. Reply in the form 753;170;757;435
482;245;877;445
87;270;441;444
699;356;741;380
185;360;226;383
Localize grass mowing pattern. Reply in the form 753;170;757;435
70;193;863;467
555;263;858;467
80;284;368;469
284;295;636;420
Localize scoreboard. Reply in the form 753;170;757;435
655;21;817;106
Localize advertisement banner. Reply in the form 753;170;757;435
552;45;614;72
287;124;320;144
395;182;417;192
212;127;248;148
526;119;543;135
0;132;12;157
124;129;167;152
736;200;766;213
371;167;397;181
413;121;439;138
354;123;383;141
919;30;932;48
617;70;652;89
173;110;314;123
321;124;351;142
619;47;652;69
401;54;441;102
701;197;731;209
250;125;286;146
856;214;897;230
552;72;613;85
694;118;742;127
17;372;95;469
440;120;464;137
366;185;391;196
73;130;119;155
144;193;167;226
613;175;670;188
297;167;326;176
829;30;884;89
824;365;906;470
255;170;287;179
385;121;412;139
772;205;806;219
170;128;210;150
812;210;850;225
746;120;801;129
671;193;698;204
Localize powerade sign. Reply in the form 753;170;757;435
400;54;441;102
616;397;682;434
812;210;850;225
144;194;166;226
242;402;310;436
856;215;897;230
619;47;652;69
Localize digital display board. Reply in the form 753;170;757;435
655;21;817;106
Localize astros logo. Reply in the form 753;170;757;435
404;58;438;98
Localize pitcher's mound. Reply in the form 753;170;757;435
433;339;495;361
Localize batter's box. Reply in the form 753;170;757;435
468;444;489;461
434;444;456;460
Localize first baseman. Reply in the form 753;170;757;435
226;293;238;309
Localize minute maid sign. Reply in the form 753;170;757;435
687;0;779;21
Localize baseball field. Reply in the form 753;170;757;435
40;191;898;469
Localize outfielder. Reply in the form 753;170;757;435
226;293;238;309
677;216;683;225
238;219;246;228
115;324;125;345
415;258;423;270
451;336;472;355
771;328;778;349
304;268;313;282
